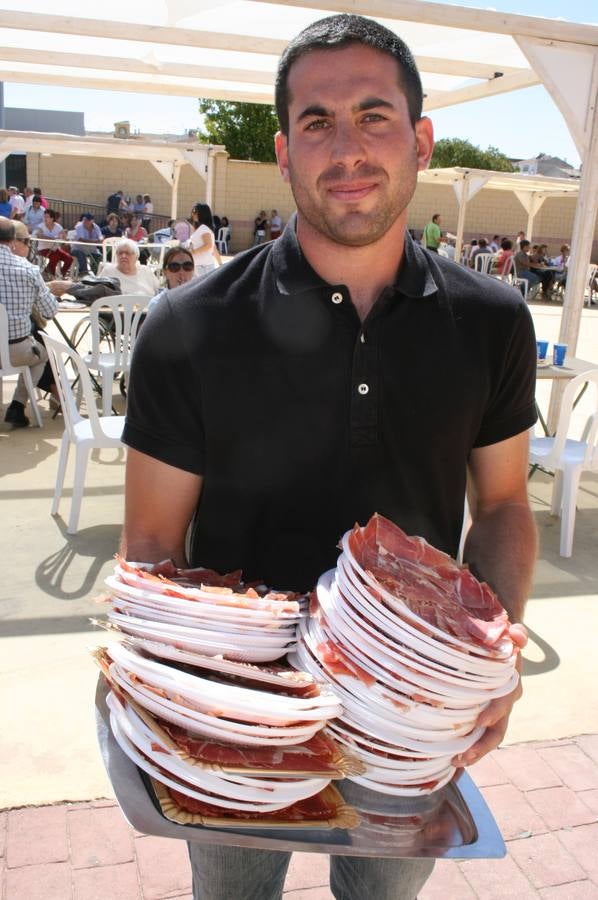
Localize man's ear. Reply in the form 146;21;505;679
275;131;290;183
415;116;435;172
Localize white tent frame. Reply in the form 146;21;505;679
0;0;596;422
0;130;223;219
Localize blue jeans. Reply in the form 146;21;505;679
187;843;435;900
71;248;101;275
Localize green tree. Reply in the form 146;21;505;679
431;138;515;172
198;100;279;162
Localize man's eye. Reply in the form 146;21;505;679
305;119;329;131
362;113;386;123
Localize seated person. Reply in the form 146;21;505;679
100;239;160;297
23;195;45;230
0;217;59;427
470;238;489;268
153;220;176;244
71;213;102;274
34;209;73;277
529;243;555;296
494;238;514;276
173;219;191;243
513;240;541;293
101;213;124;240
552;244;570;288
147;246;195;314
125;215;149;263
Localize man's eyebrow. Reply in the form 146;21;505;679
296;97;396;122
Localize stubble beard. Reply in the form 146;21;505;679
288;156;418;248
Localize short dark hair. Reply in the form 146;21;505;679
32;194;42;204
432;213;441;223
478;238;487;247
275;14;423;135
0;217;16;242
520;240;531;250
45;209;59;222
501;238;513;250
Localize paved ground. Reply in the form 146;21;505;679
1;299;597;898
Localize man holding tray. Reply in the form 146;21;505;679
121;14;537;899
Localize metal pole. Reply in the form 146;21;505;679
0;82;6;187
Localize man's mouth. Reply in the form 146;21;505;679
326;182;377;202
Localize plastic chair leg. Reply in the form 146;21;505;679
550;470;564;516
51;431;70;516
67;444;91;534
101;369;114;417
559;465;582;557
24;367;43;427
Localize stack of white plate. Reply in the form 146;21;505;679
288;516;519;796
103;558;307;663
103;642;345;814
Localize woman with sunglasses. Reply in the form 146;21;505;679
147;246;196;314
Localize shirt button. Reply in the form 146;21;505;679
331;292;343;304
357;383;369;396
360;333;366;344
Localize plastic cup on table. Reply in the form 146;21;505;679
553;343;568;367
536;339;549;360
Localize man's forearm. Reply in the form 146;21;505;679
463;502;537;624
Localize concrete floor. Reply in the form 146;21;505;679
0;302;597;810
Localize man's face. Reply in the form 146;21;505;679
84;218;94;231
276;44;433;247
116;248;137;274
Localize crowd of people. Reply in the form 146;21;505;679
419;213;571;300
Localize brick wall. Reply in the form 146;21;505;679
28;149;597;259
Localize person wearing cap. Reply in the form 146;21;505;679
0;217;61;427
8;187;25;220
71;213;102;275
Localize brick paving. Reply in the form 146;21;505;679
1;736;597;900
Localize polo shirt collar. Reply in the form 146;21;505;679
271;213;438;300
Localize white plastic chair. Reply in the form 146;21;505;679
41;333;125;534
82;295;146;416
215;226;230;254
101;236;122;265
473;252;497;275
584;263;597;307
529;370;598;557
0;304;43;427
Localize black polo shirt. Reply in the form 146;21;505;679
124;221;537;591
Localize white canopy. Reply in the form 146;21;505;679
1;0;596;421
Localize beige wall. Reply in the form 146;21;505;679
25;149;597;259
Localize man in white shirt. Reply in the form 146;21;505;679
8;187;25;220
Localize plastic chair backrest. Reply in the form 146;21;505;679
216;227;230;250
102;236;122;264
548;370;598;469
42;333;105;442
87;294;146;370
0;303;16;373
474;253;495;274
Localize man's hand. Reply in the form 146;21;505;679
48;280;73;297
452;624;528;768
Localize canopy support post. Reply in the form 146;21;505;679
451;172;491;263
171;160;181;220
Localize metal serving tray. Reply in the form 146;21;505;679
95;679;505;859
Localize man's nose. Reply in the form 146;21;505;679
329;122;366;169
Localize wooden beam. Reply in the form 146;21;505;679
0;11;287;55
0;46;275;85
0;70;274;104
257;0;598;47
424;68;539;111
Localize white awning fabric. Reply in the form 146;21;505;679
0;0;596;407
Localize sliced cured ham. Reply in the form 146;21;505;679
346;515;511;654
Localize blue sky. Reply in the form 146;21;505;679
4;0;596;167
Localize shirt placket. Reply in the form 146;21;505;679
350;313;379;448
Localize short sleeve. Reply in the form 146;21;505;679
123;295;206;474
474;299;538;447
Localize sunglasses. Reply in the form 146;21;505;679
17;238;31;245
166;261;194;272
